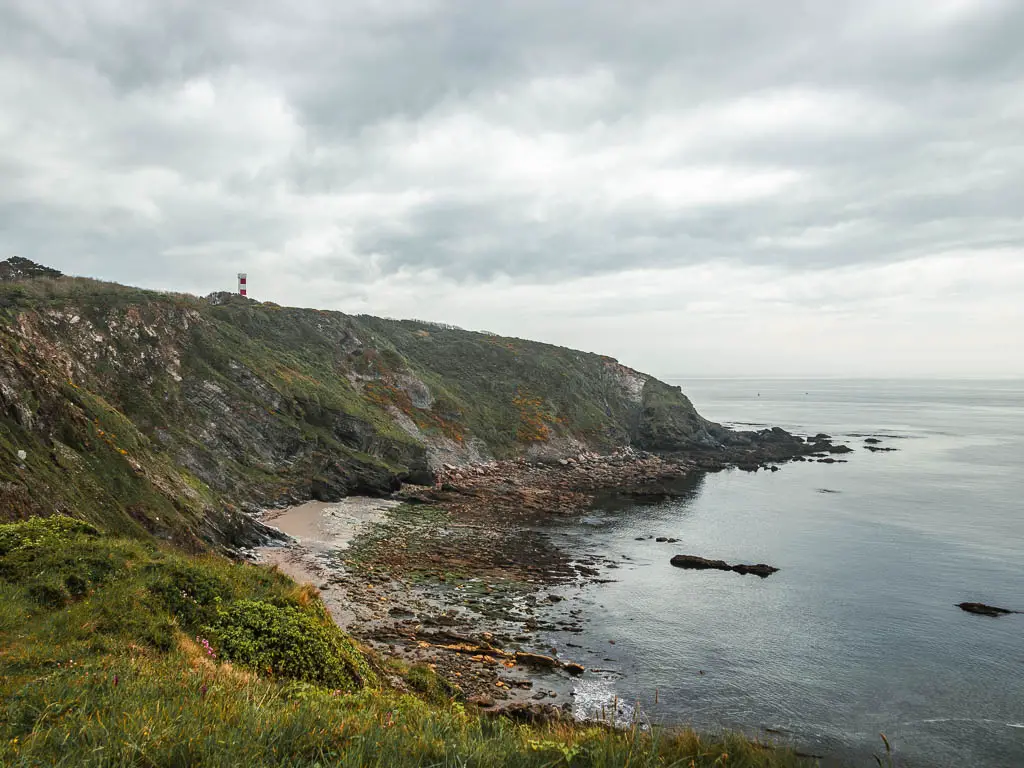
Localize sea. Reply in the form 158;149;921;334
544;379;1024;768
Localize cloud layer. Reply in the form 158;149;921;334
1;0;1022;375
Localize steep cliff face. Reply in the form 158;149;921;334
0;260;726;547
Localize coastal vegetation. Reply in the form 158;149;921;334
0;516;811;767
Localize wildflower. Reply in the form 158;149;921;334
195;636;216;659
113;674;119;687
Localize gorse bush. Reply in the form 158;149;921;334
209;599;377;691
0;514;100;555
147;558;237;628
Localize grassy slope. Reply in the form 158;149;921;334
0;517;810;768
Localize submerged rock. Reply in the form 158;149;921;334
670;554;779;578
957;602;1018;617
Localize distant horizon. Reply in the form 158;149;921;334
663;375;1024;382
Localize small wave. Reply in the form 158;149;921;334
914;718;1024;729
571;679;646;728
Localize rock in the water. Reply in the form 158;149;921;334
670;554;729;570
670;554;778;578
827;444;853;454
733;563;779;577
957;602;1018;617
864;438;882;444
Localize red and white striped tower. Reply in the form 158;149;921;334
237;273;247;297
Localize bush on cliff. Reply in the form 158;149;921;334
209;599;377;691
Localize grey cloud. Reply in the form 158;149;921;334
1;0;1023;293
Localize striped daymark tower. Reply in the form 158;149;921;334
237;273;247;297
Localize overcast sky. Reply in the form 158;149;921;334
2;0;1022;377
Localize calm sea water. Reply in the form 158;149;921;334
546;379;1024;768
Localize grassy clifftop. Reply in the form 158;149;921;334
0;260;724;547
0;516;809;768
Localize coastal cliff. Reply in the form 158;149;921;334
0;258;802;547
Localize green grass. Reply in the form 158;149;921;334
0;517;812;767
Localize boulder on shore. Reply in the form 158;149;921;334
957;602;1018;617
670;554;778;578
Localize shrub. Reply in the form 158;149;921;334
0;517;124;607
208;600;376;691
26;579;70;609
0;515;99;556
405;663;462;705
147;559;235;628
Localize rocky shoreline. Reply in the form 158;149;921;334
256;432;844;720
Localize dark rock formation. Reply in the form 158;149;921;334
670;554;779;578
957;602;1018;617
